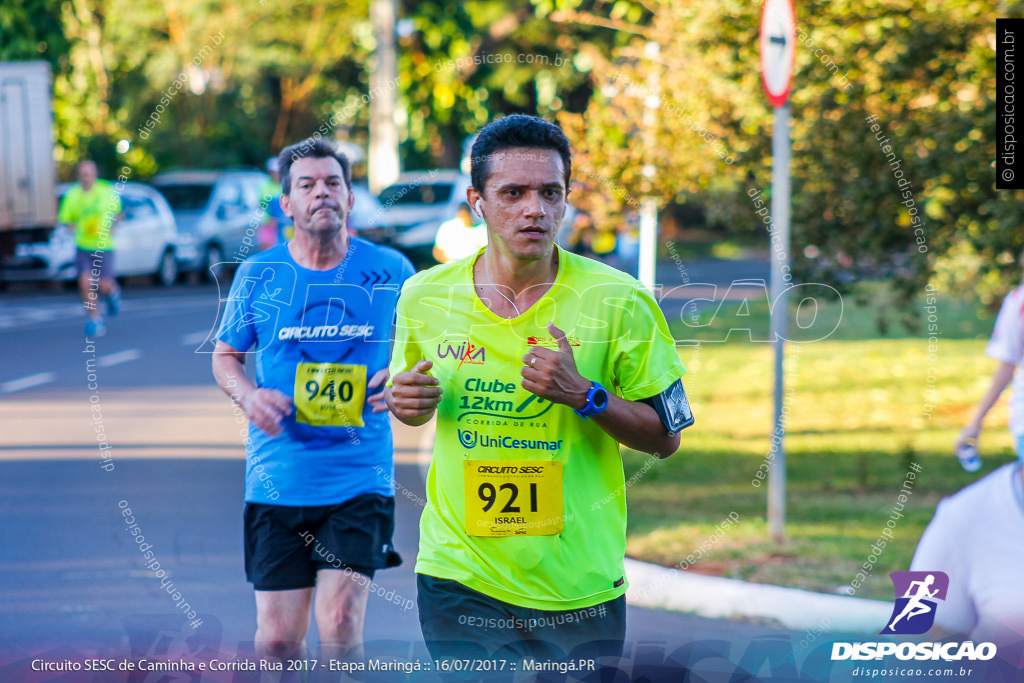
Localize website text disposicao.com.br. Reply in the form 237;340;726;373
851;664;978;679
836;640;995;679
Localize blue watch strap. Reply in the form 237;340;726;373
574;381;609;419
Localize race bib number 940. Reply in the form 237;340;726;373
294;363;366;427
463;460;563;537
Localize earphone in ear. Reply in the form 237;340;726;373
475;199;483;216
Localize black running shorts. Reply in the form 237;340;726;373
244;494;402;591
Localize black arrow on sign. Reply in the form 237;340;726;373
770;33;787;47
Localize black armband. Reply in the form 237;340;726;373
640;378;694;434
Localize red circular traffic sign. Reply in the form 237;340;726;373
760;0;796;107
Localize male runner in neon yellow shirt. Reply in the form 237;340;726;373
387;115;693;664
57;160;122;337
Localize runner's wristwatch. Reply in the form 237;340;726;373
574;381;609;419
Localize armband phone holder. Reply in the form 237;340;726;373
646;379;694;434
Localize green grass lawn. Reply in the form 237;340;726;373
670;280;993;342
625;283;1016;600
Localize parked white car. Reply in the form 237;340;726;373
1;182;180;286
358;170;472;266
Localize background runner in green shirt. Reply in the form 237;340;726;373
387;115;693;664
57;160;123;337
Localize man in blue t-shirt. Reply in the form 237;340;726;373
212;139;414;663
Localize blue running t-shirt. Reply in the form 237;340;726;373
217;238;415;505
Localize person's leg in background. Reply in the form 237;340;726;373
77;249;104;336
96;250;120;316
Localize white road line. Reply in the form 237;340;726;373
181;330;213;346
0;304;84;330
97;349;143;367
21;308;62;321
1;372;56;393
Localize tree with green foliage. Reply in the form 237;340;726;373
392;0;619;169
555;0;1024;317
0;0;69;67
41;0;613;177
43;0;372;176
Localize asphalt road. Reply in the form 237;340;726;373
0;266;864;683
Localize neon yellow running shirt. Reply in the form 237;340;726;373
390;246;685;610
58;180;121;251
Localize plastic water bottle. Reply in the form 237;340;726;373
956;439;982;472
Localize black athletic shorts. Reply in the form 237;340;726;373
244;494;402;591
417;574;626;665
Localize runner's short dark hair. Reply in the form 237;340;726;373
278;138;352;195
470;115;571;196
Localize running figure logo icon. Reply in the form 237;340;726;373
880;571;949;635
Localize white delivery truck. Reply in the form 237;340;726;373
0;61;58;280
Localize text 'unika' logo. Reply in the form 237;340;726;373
438;339;486;369
880;571;949;635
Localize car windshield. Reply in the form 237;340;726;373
121;195;157;220
378;183;453;206
156;183;214;212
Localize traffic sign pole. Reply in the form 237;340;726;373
760;0;795;543
768;103;790;543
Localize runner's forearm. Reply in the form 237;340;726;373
212;346;256;405
591;394;680;458
969;361;1015;429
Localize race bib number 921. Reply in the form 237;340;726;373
463;460;563;537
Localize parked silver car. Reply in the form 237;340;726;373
151;169;270;280
1;182;179;286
